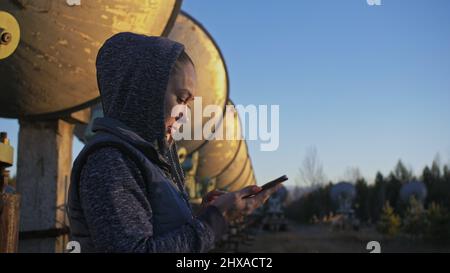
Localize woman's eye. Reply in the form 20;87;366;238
178;97;191;105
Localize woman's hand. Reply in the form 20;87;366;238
210;185;282;222
200;189;226;210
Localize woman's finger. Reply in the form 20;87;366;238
237;185;261;198
206;190;226;202
210;190;226;197
210;196;219;202
254;184;282;205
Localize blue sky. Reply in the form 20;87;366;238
1;0;450;186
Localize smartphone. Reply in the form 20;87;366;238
242;175;288;199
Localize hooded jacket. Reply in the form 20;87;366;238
67;32;227;253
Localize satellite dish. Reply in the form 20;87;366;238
195;102;241;179
0;0;181;118
219;152;254;191
270;185;288;203
168;11;229;154
400;181;427;203
192;100;257;192
330;182;356;201
215;142;250;190
330;182;356;214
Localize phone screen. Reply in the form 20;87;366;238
242;175;288;199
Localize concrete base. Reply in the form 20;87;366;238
16;119;74;253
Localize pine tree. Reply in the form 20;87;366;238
370;172;386;222
394;160;412;182
443;165;450;183
422;166;432;186
386;173;402;213
355;178;370;222
425;202;450;243
431;160;441;180
402;196;427;238
377;201;401;236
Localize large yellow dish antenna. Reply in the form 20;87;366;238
0;0;181;118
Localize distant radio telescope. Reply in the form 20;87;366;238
330;182;356;214
400;181;427;203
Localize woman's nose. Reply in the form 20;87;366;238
183;112;190;123
172;105;190;124
181;105;190;123
175;107;189;124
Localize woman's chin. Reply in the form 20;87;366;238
165;132;175;145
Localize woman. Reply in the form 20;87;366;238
67;32;279;253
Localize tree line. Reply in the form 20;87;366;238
286;159;450;242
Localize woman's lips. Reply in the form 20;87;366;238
169;122;182;134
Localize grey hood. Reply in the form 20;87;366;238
96;32;184;149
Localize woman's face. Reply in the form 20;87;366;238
164;60;196;144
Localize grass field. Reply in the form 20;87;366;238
239;222;450;253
